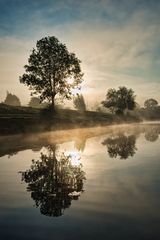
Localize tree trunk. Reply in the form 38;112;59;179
52;76;56;113
51;93;55;113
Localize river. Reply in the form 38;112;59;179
0;123;160;240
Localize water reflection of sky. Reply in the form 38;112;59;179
0;124;160;239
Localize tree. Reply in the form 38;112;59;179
4;91;21;106
73;93;86;112
20;36;83;112
102;86;136;114
28;97;48;108
28;97;41;108
144;98;158;109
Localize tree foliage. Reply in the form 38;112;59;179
3;91;21;106
144;98;158;109
73;93;86;112
102;86;136;114
28;97;48;108
20;36;83;111
28;97;41;108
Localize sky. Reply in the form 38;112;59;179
0;0;160;107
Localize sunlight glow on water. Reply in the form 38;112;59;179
64;151;81;166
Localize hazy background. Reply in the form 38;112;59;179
0;0;160;107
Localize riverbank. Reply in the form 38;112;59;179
0;103;140;135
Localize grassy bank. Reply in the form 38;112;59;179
0;103;140;135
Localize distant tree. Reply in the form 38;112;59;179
73;94;86;112
28;97;48;108
28;97;41;108
90;102;108;113
135;102;140;110
20;36;83;112
144;98;158;109
102;88;117;114
102;86;136;114
4;91;21;106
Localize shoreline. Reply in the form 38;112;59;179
0;114;141;136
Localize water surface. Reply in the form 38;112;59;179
0;124;160;240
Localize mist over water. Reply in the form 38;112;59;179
0;123;160;240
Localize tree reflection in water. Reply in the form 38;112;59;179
102;133;137;159
144;128;159;142
20;145;86;217
74;137;86;152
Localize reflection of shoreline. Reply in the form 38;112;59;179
0;126;128;157
0;124;160;157
102;125;160;160
20;145;86;217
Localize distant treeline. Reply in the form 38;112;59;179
1;89;160;121
100;87;160;120
1;92;48;108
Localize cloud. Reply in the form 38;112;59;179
0;0;160;106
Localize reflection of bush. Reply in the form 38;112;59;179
20;146;85;217
102;134;137;159
144;128;159;142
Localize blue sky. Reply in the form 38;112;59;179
0;0;160;107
